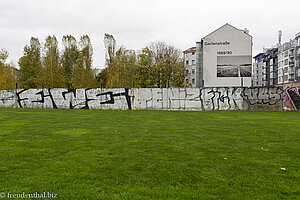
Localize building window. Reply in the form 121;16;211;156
192;52;195;55
186;70;189;74
192;60;195;65
285;51;288;57
192;69;195;74
186;60;189;65
192;79;195;84
284;59;288;65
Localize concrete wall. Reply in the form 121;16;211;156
284;87;300;111
0;87;299;111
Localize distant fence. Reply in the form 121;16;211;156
0;87;299;111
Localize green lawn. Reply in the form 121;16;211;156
0;109;299;199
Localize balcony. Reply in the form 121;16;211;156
270;74;273;79
289;61;294;65
289;70;294;74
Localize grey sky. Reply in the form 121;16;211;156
1;0;299;69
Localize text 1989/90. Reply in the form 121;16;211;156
217;51;232;55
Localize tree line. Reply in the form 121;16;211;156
0;34;187;89
101;34;187;88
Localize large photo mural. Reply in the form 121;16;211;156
217;55;252;77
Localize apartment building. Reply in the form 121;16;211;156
252;32;300;86
295;32;300;82
263;48;278;86
277;40;297;84
183;47;197;87
252;53;264;87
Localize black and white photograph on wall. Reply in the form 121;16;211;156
217;56;252;77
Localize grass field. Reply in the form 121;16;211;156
0;109;299;199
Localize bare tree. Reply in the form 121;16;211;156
148;41;182;64
146;41;184;87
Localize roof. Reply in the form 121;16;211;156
202;23;252;40
183;47;196;52
253;53;264;59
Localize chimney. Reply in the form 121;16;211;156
278;30;282;45
244;28;249;34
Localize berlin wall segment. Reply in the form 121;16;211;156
0;90;16;108
0;87;298;111
13;88;132;110
284;87;300;111
200;87;244;110
132;88;201;110
242;87;284;111
199;87;284;111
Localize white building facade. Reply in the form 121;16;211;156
184;24;252;87
295;33;300;82
277;40;297;84
183;47;197;87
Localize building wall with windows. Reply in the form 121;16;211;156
252;53;264;87
253;32;300;87
295;33;300;82
183;47;197;87
263;48;278;86
278;40;297;84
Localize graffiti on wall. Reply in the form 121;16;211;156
199;87;284;110
284;87;300;111
0;87;297;111
0;90;16;108
132;88;201;110
200;87;245;110
14;88;132;110
242;87;284;109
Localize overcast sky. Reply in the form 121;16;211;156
1;0;300;69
